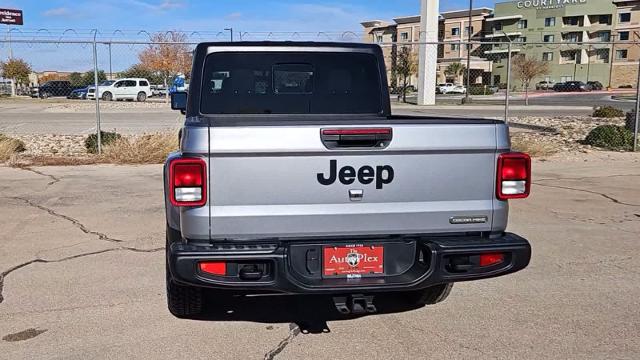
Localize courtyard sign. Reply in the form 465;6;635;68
517;0;587;10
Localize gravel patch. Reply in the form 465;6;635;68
510;116;628;155
44;100;169;113
14;135;87;156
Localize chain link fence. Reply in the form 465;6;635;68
0;36;638;153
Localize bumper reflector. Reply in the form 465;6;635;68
479;253;505;267
199;262;226;276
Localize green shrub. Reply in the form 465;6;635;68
84;131;122;154
592;106;625;118
625;111;639;133
468;86;495;95
584;125;635;151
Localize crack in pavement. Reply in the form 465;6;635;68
16;167;61;186
535;174;640;182
9;197;124;243
0;246;163;305
264;323;301;360
532;183;640;207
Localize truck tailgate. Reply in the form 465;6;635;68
208;122;501;240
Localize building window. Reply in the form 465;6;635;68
564;33;581;43
597;32;611;42
464;26;474;36
592;49;610;63
517;20;528;29
561;76;573;82
514;37;527;43
619;13;631;23
564;16;581;26
376;35;383;43
451;27;460;36
493;22;503;31
619;31;630;41
400;32;409;42
544;17;555;27
598;15;611;25
561;50;578;64
542;52;554;61
544;35;555;43
466;43;473;50
616;49;628;60
451;43;460;51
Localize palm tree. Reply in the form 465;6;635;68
444;62;466;85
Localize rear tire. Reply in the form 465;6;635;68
166;226;203;318
137;92;147;102
102;92;113;101
402;283;453;306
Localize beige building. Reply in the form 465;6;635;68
611;0;640;87
362;8;494;90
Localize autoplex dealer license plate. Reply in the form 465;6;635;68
323;245;384;277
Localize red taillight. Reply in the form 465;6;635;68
479;253;505;267
199;261;226;276
497;152;531;200
169;158;207;207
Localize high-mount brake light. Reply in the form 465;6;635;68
169;158;207;207
497;153;531;200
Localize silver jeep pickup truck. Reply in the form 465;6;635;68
165;41;531;318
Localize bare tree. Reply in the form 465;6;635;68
513;55;549;106
395;46;418;103
139;32;192;101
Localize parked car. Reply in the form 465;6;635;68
587;81;604;91
447;85;467;94
535;81;555;90
37;80;74;98
87;78;151;102
436;83;455;94
164;41;532;318
67;87;89;100
553;81;591;92
151;85;167;97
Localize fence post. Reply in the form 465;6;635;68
505;42;512;124
634;58;640;152
92;32;102;154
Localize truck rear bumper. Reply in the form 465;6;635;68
167;233;531;294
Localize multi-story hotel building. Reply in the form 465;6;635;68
362;0;640;89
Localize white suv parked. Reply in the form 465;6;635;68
88;78;152;102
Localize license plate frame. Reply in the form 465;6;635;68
322;244;384;278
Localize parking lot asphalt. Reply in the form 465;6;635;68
0;155;639;359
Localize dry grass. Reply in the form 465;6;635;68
0;135;26;162
8;155;101;167
101;132;179;164
511;136;558;158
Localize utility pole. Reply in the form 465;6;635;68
608;35;616;90
417;0;440;105
464;0;473;103
502;31;513;124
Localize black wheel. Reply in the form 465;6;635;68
166;226;203;318
402;283;453;306
137;92;147;102
102;92;113;101
41;92;49;99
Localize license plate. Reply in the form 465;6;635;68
323;245;384;277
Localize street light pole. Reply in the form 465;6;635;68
224;28;234;42
464;0;473;103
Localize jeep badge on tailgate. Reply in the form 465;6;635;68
317;160;394;189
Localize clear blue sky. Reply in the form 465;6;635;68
2;0;497;33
